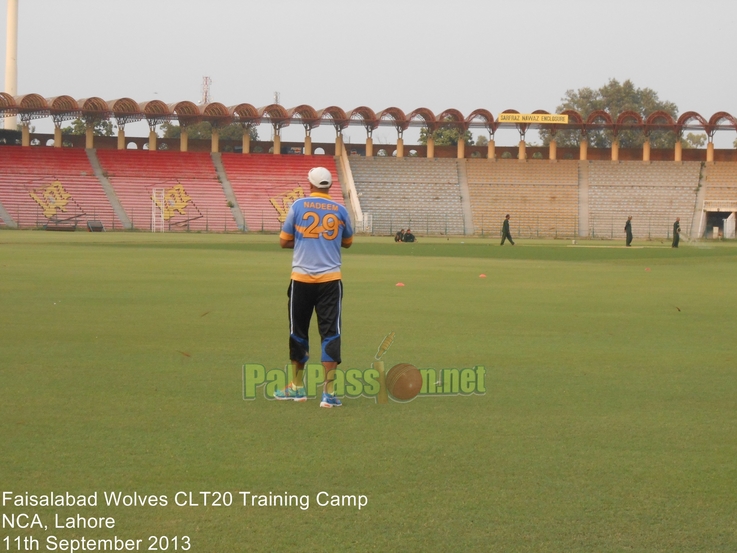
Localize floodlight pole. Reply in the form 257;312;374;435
4;0;18;130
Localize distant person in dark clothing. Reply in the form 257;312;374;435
672;217;681;248
403;229;416;243
500;214;515;245
625;216;633;247
395;229;405;242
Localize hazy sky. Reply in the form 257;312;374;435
2;0;736;146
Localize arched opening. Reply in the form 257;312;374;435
314;147;325;155
377;149;387;157
127;142;138;149
46;139;55;147
30;138;40;146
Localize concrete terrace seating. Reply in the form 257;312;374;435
349;157;465;235
219;154;344;232
466;159;579;238
588;162;700;239
95;150;232;232
704;163;737;202
0;147;121;229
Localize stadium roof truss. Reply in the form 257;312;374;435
229;103;260;130
140;100;172;130
109;98;142;128
317;106;349;135
1;94;736;142
78;97;111;126
348;106;379;137
288;105;320;135
15;93;49;122
201;102;230;129
48;96;81;127
169;100;201;128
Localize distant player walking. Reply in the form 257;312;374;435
500;214;515;246
276;167;353;408
625;216;633;247
672;217;681;248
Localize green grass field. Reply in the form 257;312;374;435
1;231;736;552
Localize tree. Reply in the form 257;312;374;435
61;118;115;136
475;135;488;147
733;137;737;149
540;79;679;149
681;133;707;149
161;121;258;142
419;119;473;146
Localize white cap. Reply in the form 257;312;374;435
308;167;332;189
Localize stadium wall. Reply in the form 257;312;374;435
7;133;737;162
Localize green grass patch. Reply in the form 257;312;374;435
1;231;736;552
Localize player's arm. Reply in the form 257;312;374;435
341;210;354;249
280;205;297;249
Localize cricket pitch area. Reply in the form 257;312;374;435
1;231;736;552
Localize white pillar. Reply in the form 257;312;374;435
518;140;526;162
3;0;19;131
674;140;682;163
85;125;94;149
180;129;188;152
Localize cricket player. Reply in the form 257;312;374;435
625;216;633;247
672;217;680;248
276;167;353;408
500;214;515;246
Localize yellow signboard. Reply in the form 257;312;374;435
270;187;305;223
30;181;72;218
152;184;193;221
498;113;568;124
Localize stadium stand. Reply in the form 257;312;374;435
0;147;122;229
466;159;579;238
95;150;233;231
587;161;701;239
348;157;465;235
703;163;737;202
219;154;344;232
0;144;731;241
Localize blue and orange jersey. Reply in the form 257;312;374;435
280;192;354;283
